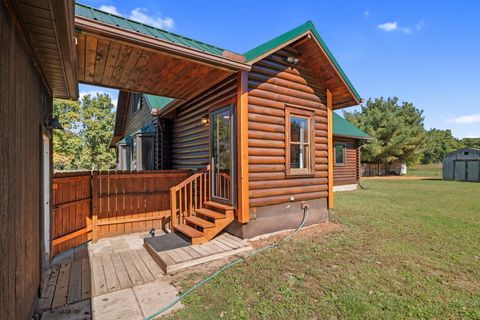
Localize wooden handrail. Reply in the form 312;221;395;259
171;165;210;190
170;165;210;228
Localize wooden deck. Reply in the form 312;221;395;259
145;233;252;274
35;239;166;317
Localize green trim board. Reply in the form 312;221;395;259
244;21;361;103
144;94;174;111
332;112;369;139
75;3;227;56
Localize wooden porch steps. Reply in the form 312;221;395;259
195;208;226;220
204;201;234;211
173;201;234;245
173;224;204;240
185;216;215;229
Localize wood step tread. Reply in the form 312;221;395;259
185;216;215;229
174;224;204;239
204;201;234;211
195;208;226;220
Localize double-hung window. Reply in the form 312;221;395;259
286;106;314;175
334;143;346;165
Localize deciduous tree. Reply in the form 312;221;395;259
421;129;460;164
52;93;116;171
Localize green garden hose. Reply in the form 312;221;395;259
144;206;310;320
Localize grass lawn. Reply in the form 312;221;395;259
171;179;480;320
407;163;442;179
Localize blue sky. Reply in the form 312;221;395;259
79;0;480;138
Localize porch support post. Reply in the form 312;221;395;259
327;89;334;209
236;71;249;223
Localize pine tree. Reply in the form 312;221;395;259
344;97;427;165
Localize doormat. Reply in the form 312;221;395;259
144;233;190;252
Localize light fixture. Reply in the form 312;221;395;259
200;115;209;125
45;116;64;130
286;56;300;65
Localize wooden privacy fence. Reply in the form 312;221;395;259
52;172;92;256
52;170;190;257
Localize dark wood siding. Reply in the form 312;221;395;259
0;3;51;318
124;94;154;137
248;45;329;208
333;138;360;186
171;76;237;170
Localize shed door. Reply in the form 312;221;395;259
454;160;466;181
467;160;480;182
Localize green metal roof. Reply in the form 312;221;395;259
243;21;361;102
333;112;369;139
75;3;226;56
117;122;155;145
77;3;361;109
144;94;174;110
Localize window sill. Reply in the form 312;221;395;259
285;171;315;178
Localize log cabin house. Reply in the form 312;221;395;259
112;95;369;192
1;1;366;314
93;3;365;241
332;113;369;191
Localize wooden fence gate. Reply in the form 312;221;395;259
51;170;190;257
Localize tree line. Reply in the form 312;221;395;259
52;93;478;171
344;97;480;165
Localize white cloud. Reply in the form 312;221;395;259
414;21;425;32
129;8;174;30
79;90;106;100
99;5;120;16
450;114;480;124
98;5;175;30
364;10;370;17
378;21;398;32
378;20;424;34
79;90;117;106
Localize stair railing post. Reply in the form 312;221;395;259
170;187;177;229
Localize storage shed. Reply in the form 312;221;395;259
443;148;480;182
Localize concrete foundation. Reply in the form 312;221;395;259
333;184;358;192
226;198;329;239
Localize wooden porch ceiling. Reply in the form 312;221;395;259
75;17;250;100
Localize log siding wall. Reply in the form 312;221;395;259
333;138;360;186
171;75;237;170
0;3;52;318
248;46;329;208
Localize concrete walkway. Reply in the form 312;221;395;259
37;232;182;320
